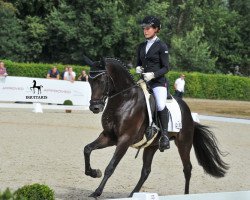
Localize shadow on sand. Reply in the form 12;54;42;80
55;186;129;200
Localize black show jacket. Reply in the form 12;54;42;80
136;38;169;88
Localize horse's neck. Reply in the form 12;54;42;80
105;62;135;95
33;81;36;87
110;72;134;91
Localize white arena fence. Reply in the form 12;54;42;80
107;191;250;200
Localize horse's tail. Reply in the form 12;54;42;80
193;123;229;178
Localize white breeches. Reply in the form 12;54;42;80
152;86;167;111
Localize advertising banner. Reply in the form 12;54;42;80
0;76;91;106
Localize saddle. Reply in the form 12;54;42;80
131;80;182;149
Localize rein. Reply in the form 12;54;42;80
108;84;138;99
89;70;138;100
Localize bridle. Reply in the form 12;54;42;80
89;69;138;106
89;70;110;107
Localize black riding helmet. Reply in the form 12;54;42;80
140;16;161;30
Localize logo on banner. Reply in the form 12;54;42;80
26;80;47;99
30;80;43;94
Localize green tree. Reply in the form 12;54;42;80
0;0;26;61
1;0;249;76
228;0;250;75
44;0;125;63
7;0;60;18
170;26;217;73
193;3;244;74
22;16;48;61
167;0;245;74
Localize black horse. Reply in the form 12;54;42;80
84;57;228;198
30;80;43;94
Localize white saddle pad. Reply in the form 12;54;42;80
166;98;182;132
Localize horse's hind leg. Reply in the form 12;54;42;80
176;139;192;194
84;131;115;178
129;145;158;197
89;135;131;198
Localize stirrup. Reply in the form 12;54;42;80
159;135;170;152
145;123;159;141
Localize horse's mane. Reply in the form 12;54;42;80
105;57;135;85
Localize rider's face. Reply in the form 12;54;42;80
143;26;158;39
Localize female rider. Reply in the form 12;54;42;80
136;16;170;152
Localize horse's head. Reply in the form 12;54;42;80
84;56;135;114
85;57;109;114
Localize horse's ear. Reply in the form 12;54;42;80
100;57;106;70
83;55;94;67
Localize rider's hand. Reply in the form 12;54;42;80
143;72;155;82
136;66;144;74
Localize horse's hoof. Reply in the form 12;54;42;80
86;169;102;178
95;169;102;178
89;191;101;198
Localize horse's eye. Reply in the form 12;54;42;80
89;72;95;77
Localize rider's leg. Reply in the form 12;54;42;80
166;79;172;99
153;86;170;152
158;107;170;151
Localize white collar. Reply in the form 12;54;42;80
147;36;158;43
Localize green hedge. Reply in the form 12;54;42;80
167;71;250;101
3;60;89;79
130;69;249;101
2;60;250;101
0;184;54;200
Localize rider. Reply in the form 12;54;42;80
136;16;170;152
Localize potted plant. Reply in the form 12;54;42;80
63;100;73;113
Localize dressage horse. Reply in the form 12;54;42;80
83;57;228;198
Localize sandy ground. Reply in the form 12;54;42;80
0;104;250;199
184;98;250;119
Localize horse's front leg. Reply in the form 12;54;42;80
129;145;158;197
89;135;130;198
84;131;115;178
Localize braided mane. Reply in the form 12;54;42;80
105;57;135;85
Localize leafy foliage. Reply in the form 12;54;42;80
0;188;14;200
167;71;250;100
170;26;217;73
0;184;54;200
63;99;73;105
3;59;88;79
193;3;244;73
0;0;249;75
14;183;54;200
0;1;26;61
22;16;48;62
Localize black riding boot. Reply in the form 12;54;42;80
158;107;170;152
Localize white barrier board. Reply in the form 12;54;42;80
0;76;91;106
108;191;250;200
